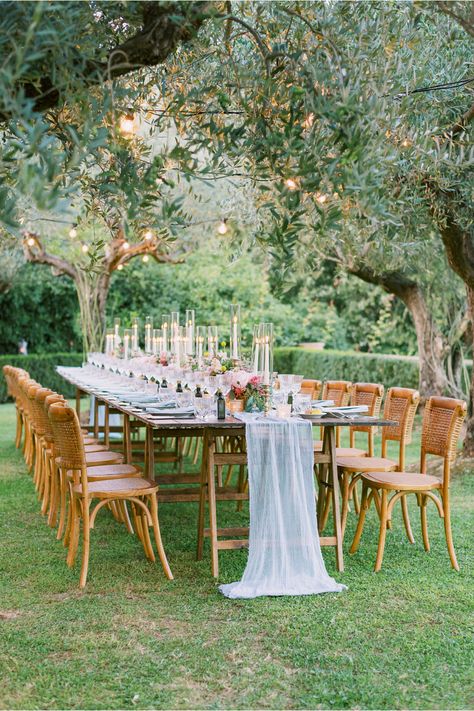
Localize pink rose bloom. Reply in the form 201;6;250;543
231;370;251;388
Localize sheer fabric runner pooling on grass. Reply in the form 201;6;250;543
220;417;347;599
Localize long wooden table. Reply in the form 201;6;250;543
58;366;396;577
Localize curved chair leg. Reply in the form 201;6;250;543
79;501;91;588
401;495;415;544
341;471;350;537
67;497;80;568
352;480;360;515
350;482;370;554
139;509;155;562
150;494;173;579
318;487;332;534
57;469;68;541
420;495;430;551
443;493;459;571
374;490;388;572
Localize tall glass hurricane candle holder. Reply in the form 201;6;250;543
152;328;161;356
123;328;132;360
161;314;170;354
185;309;195;355
144;316;153;354
261;323;274;386
113;318;121;356
105;328;114;356
170;311;180;355
196;326;206;367
251;324;263;374
230;304;241;362
131;317;139;355
208;326;218;358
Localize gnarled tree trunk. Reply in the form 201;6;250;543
349;266;449;400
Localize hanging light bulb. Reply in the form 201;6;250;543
26;236;36;247
119;112;137;137
117;264;124;271
69;226;78;239
81;244;89;253
285;177;299;191
217;219;228;235
142;254;149;263
144;230;153;241
122;241;130;250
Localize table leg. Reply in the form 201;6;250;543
196;430;208;561
317;428;330;531
75;387;81;417
328;426;344;572
104;403;110;449
145;426;155;480
206;438;219;578
123;414;132;464
93;397;99;440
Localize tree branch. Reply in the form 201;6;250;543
3;1;211;119
23;233;78;280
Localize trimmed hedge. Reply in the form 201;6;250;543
0;353;83;403
0;348;420;404
274;347;419;390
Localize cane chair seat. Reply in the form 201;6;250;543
84;443;108;453
84;450;124;466
336;455;397;472
67;464;142;481
362;471;441;491
314;441;367;457
72;477;157;497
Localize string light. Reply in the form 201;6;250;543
119;113;137;137
217;219;228;235
142;254;149;263
117;264;124;271
144;230;153;241
285;178;299;191
26;236;36;247
122;241;130;250
69;226;77;239
81;244;89;253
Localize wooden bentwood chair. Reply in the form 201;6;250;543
48;402;173;588
335;387;420;537
350;396;466;571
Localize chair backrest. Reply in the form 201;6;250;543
48;402;87;490
351;382;384;433
323;380;352;407
421;396;466;483
300;379;322;399
27;382;46;435
35;388;56;441
381;387;420;470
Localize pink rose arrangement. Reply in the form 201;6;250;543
229;372;266;411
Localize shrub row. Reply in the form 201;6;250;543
274;347;419;390
0;348;420;404
0;353;83;403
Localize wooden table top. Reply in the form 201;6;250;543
57;366;397;431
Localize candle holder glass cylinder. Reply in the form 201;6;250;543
261;322;274;386
123;328;132;360
131;317;139;355
105;328;114;356
161;314;170;354
196;326;206;367
170;311;180;355
251;324;263;374
230;304;241;362
207;326;218;358
113;318;121;356
185;309;195;355
152;328;162;356
144;316;153;354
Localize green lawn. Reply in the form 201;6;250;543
0;401;473;710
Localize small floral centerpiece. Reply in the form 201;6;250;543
209;352;235;376
228;371;266;412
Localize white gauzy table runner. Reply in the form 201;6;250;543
219;417;347;599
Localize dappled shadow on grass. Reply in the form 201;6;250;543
0;403;473;710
